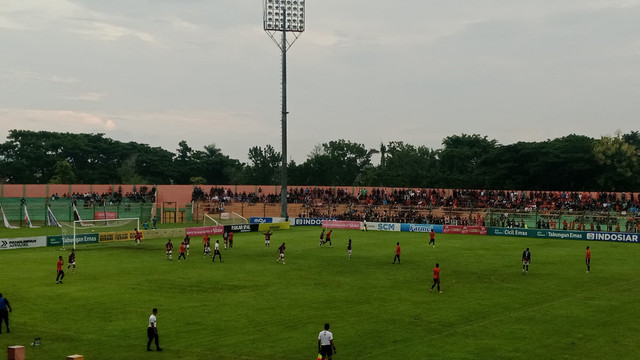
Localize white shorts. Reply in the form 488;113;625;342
186;244;190;249
266;240;270;245
166;250;172;254
523;260;530;266
280;253;285;259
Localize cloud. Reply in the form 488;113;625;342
62;93;107;102
56;111;116;130
5;69;79;83
69;21;155;42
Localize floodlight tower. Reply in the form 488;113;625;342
263;0;305;219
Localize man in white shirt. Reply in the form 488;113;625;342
147;308;163;351
212;240;223;262
318;323;336;360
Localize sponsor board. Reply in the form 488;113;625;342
258;222;290;232
1;236;47;250
488;228;588;240
225;224;259;233
293;218;336;226
368;222;401;232
250;217;273;224
321;220;361;230
47;233;99;246
94;211;118;220
400;224;444;233
586;232;640;243
443;225;487;235
99;232;116;242
185;226;225;237
96;231;136;242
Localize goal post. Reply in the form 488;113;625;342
60;217;140;250
203;213;220;226
203;212;248;226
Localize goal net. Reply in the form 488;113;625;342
60;217;140;249
203;212;248;226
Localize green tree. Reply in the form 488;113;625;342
439;134;497;188
366;141;438;187
246;145;281;184
49;160;76;184
298;140;373;185
594;131;640;190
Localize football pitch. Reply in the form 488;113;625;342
1;226;639;359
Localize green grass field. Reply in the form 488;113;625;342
1;226;639;359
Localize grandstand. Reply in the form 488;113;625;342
0;183;638;232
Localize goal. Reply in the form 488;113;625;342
60;217;140;250
203;212;248;226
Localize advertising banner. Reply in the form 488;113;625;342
258;222;290;232
586;232;640;243
225;224;259;233
99;232;116;242
401;224;444;233
1;236;47;250
250;217;273;224
185;225;225;237
321;220;361;230
293;218;336;226
47;233;99;246
94;211;118;220
488;228;588;240
368;222;402;232
443;225;487;235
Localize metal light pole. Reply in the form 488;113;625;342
263;0;305;219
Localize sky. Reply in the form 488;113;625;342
1;0;639;164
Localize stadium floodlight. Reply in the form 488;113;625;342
263;0;306;219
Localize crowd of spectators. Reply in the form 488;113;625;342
191;186;639;231
52;185;156;206
193;186;639;214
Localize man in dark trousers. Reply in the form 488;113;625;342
393;242;401;264
0;293;12;333
147;308;163;351
522;248;531;275
56;256;65;284
318;323;336;360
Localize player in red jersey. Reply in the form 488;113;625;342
56;256;65;284
165;239;173;260
135;228;143;245
585;246;591;273
264;231;272;248
202;234;210;255
428;229;436;247
393;242;401;264
228;231;234;249
430;263;441;293
177;241;187;261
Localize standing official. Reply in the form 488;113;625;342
318;323;336;360
146;308;163;351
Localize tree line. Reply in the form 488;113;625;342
0;129;638;191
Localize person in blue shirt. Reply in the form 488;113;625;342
0;293;12;333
